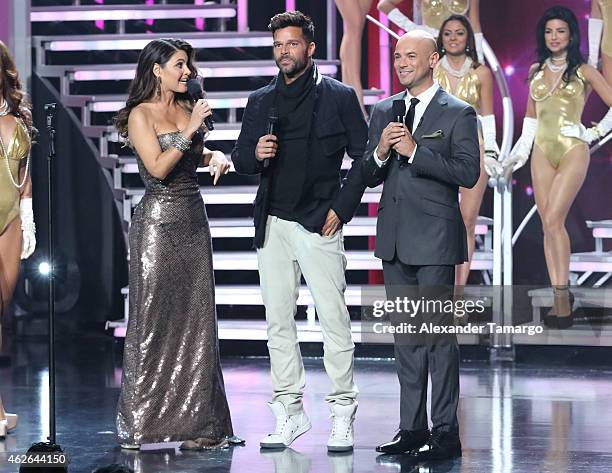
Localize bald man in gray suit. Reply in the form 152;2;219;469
364;31;480;461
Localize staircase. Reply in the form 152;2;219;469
32;0;494;343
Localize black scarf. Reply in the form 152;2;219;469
274;63;316;140
268;63;317;221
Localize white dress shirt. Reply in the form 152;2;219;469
374;82;440;167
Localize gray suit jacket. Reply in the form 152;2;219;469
363;87;480;266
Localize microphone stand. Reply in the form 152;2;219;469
28;103;64;458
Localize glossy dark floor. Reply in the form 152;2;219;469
1;339;612;473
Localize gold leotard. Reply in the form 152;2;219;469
530;67;586;169
421;0;469;31
434;63;481;110
599;0;612;57
0;117;30;234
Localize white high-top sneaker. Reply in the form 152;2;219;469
260;401;312;449
327;402;357;452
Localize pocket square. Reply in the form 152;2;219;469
421;130;444;139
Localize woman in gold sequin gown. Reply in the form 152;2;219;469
590;0;612;83
0;41;36;439
377;0;485;63
504;7;612;328
114;39;240;449
433;14;498;287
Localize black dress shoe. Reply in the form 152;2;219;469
376;453;420;471
415;430;461;461
375;429;429;454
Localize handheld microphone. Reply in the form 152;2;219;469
392;99;406;124
187;79;214;131
392;100;406;162
263;107;278;169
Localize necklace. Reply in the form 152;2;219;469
440;55;473;78
531;62;568;102
0;119;30;189
545;57;567;73
0;98;9;117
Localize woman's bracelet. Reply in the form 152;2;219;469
172;133;192;153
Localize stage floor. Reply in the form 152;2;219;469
1;339;612;473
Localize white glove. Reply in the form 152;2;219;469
484;153;503;178
560;107;612;144
588;18;603;68
480;114;499;154
475;32;485;64
387;8;438;36
504;117;538;173
20;197;36;260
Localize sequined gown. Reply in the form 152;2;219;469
117;131;233;444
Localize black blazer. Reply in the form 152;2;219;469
232;70;368;248
363;87;480;266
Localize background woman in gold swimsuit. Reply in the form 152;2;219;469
589;0;612;84
504;7;612;328
433;14;498;287
0;41;36;438
377;0;485;63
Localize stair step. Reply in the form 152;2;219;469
64;88;386;111
35;31;273;52
122;185;384;205
38;59;340;81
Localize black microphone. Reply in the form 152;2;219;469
263;107;278;169
391;100;406;162
187;79;214;131
392;99;406;124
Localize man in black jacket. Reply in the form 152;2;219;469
231;11;367;452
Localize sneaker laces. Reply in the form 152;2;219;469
330;413;353;439
273;415;290;435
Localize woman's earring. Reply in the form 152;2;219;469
440;47;446;54
156;76;161;96
465;45;470;53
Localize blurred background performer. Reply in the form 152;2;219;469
377;0;485;63
503;7;612;329
335;0;375;116
589;0;612;84
0;40;36;439
113;38;239;450
434;15;499;287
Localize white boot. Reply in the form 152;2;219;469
260;401;311;449
327;402;357;452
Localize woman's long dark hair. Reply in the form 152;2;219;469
114;38;198;139
436;14;479;68
0;40;34;134
531;6;585;84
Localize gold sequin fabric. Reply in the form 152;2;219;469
117;131;234;444
422;0;470;31
0;118;30;234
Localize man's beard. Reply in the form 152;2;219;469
277;53;309;78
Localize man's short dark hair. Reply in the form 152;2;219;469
268;11;315;43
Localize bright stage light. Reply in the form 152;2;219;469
504;65;515;76
39;262;51;276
